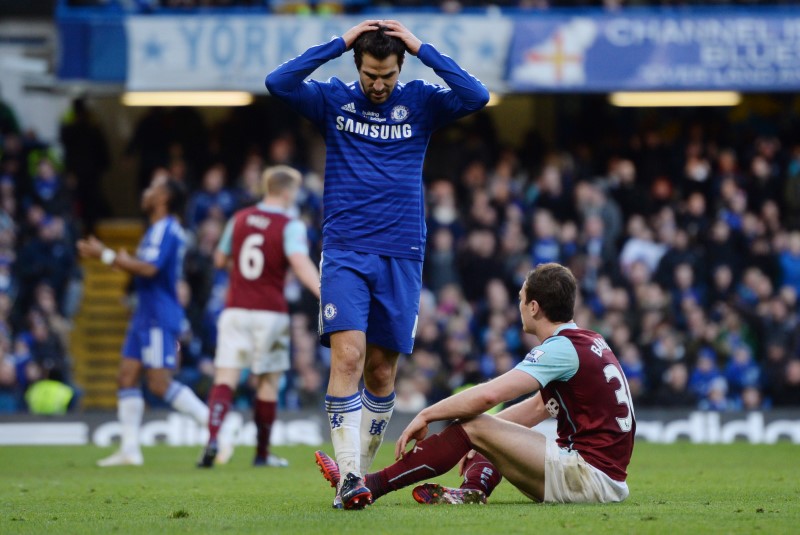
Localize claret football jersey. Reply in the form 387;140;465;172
515;323;636;482
218;203;310;313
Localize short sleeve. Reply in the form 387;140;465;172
283;219;309;257
217;218;235;256
139;220;177;271
514;336;579;388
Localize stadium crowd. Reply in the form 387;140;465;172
0;98;85;413
2;88;800;414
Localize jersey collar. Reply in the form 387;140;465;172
352;81;404;109
552;322;578;336
256;202;288;215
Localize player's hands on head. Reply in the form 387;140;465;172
342;20;381;49
380;20;422;56
76;236;105;259
395;413;428;460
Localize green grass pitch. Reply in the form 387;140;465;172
1;442;798;534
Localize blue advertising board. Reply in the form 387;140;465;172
507;10;800;92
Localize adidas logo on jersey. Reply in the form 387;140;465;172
341;102;356;113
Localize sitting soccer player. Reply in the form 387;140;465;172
316;263;635;505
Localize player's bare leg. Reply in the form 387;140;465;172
326;330;371;509
360;345;398;474
253;372;287;467
98;358;144;467
460;414;547;501
198;367;238;468
144;367;171;398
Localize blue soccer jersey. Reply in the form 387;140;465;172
131;215;186;333
266;37;489;261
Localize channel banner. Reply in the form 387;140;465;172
507;10;800;91
125;15;512;92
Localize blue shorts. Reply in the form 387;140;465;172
121;324;179;369
319;249;422;354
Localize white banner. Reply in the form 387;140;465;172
126;14;512;92
2;410;799;446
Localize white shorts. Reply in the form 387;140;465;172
543;440;629;503
214;308;291;375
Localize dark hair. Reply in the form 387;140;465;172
524;263;577;323
165;178;187;216
353;26;406;71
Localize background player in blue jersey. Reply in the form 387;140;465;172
266;19;489;509
78;171;209;466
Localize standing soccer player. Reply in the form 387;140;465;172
317;263;636;505
78;171;209;466
197;165;321;468
266;19;489;510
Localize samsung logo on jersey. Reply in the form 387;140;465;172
336;116;412;139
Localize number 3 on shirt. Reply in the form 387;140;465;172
603;364;635;432
239;234;265;280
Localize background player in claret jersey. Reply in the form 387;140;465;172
317;263;636;505
77;171;209;467
266;19;489;510
197;165;320;469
